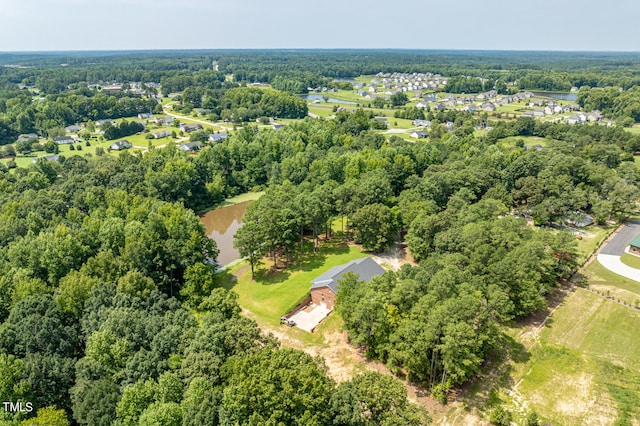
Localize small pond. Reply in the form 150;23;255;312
199;200;252;266
532;92;578;102
299;93;358;104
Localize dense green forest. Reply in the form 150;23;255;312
1;50;640;425
0;143;432;425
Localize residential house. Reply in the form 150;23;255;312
272;123;285;130
630;236;640;256
180;123;203;133
533;108;546;118
152;130;171;139
154;116;175;125
17;133;39;142
410;130;429;139
564;213;593;228
465;104;478;113
587;110;603;122
521;110;536;118
179;141;202;152
433;102;446;111
110;140;132;150
481;102;496;112
412;119;431;127
64;124;82;133
310;258;385;310
95;119;114;127
32;155;59;163
138;113;154;119
54;136;75;144
565;115;581;125
209;133;228;143
424;93;438;102
415;101;429;109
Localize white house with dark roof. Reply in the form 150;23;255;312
32;155;59;163
54;136;75;144
110;140;132;150
179;141;202;152
209;133;228;143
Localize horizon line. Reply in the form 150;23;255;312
2;48;640;54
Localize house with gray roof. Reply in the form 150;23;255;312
309;257;384;310
32;155;59;163
179;141;202;152
110;140;132;150
209;133;228;143
54;136;75;144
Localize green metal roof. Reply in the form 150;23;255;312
629;236;640;248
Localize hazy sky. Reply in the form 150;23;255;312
1;0;639;51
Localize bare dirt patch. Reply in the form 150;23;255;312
371;242;416;271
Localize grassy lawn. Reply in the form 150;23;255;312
585;260;640;306
496;136;551;149
624;126;640;135
621;252;640;270
503;289;640;425
575;224;615;263
308;105;337;118
454;244;640;425
223;239;365;330
199;191;265;214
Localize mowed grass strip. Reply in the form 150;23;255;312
575;224;614;263
541;290;640;366
517;345;619;425
514;289;640;424
224;240;365;328
586;260;640;299
620;252;640;270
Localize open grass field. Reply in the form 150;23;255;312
308;105;336;118
496;135;551;149
624;126;640;135
513;290;640;425
586;259;640;306
575;224;615;263
450;228;640;425
222;238;365;330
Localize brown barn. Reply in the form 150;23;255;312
309;257;385;310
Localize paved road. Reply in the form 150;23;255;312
596;220;640;282
599;220;640;255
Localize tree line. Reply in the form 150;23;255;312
0;142;429;425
